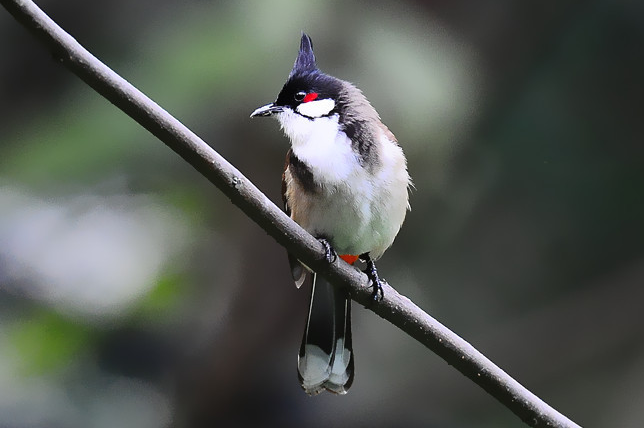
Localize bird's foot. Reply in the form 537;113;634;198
318;238;337;264
361;253;384;302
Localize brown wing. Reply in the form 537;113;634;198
281;149;292;217
282;149;306;287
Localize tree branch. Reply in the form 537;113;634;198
0;1;580;427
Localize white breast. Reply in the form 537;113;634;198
279;110;409;259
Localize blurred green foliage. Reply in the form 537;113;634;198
8;309;90;376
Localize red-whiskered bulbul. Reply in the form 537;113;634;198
250;34;410;395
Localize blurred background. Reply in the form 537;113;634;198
1;0;643;426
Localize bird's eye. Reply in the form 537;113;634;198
294;91;306;102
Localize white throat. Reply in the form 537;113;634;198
276;109;358;183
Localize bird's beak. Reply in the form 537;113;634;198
250;103;283;118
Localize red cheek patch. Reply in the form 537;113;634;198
302;92;319;103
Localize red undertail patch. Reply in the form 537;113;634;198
339;254;359;265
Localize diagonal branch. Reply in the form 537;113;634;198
0;1;580;427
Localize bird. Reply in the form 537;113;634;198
250;33;410;395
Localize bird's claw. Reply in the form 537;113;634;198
369;279;384;302
362;253;384;302
366;270;384;302
318;238;337;264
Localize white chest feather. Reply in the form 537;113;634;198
278;110;410;258
278;111;358;182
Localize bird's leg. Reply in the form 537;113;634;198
317;237;337;264
360;253;384;302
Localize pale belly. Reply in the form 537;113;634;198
290;166;409;259
281;112;410;259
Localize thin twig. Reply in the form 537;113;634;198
0;1;581;427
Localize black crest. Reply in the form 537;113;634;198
290;33;317;77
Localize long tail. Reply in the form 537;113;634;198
297;273;354;395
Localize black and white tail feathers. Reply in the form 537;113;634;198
297;272;354;395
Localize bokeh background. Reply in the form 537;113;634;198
1;0;643;426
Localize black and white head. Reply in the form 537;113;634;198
251;33;383;163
